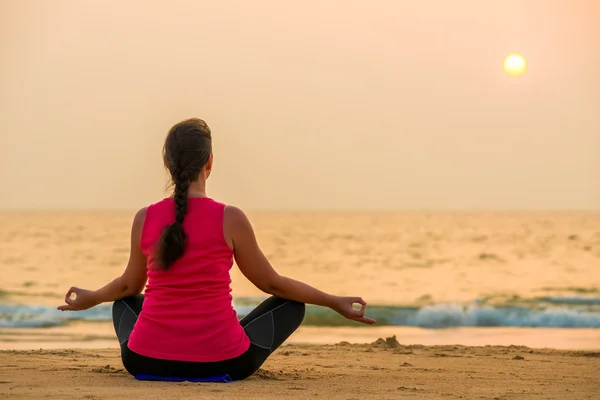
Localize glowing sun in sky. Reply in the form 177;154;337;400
503;53;527;76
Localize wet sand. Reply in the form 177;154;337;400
1;322;599;351
1;338;599;400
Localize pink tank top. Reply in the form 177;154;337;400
127;197;250;362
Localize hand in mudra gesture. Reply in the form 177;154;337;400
57;287;98;311
330;296;376;325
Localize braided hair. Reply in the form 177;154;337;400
155;118;212;270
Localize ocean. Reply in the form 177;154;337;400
1;211;599;350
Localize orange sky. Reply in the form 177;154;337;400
1;0;598;210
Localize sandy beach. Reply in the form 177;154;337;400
1;337;599;400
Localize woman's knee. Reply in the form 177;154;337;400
286;300;306;325
112;298;124;315
112;295;144;315
268;297;305;315
112;295;144;343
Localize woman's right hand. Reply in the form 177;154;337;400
57;287;99;311
329;296;376;325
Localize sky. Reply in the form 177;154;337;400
1;0;599;211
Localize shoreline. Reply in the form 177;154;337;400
1;322;599;351
1;340;599;399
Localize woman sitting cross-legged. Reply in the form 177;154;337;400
57;118;375;381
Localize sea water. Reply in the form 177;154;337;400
1;211;599;349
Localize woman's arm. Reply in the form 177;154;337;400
224;206;375;325
57;208;149;311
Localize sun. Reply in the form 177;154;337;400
503;53;527;76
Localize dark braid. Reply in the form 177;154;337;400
173;169;190;225
155;118;212;270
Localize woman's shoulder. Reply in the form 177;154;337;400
223;205;252;231
223;204;244;216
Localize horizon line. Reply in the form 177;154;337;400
1;208;599;213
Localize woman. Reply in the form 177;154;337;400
57;118;375;381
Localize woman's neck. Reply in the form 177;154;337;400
187;180;207;198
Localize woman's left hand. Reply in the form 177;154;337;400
57;287;99;311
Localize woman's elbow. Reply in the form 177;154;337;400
261;274;285;297
129;286;144;297
121;280;145;298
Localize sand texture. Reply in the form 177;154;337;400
1;338;599;400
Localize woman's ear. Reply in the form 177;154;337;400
205;153;214;178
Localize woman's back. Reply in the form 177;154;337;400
57;117;373;381
127;197;250;362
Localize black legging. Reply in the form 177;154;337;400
112;295;305;381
